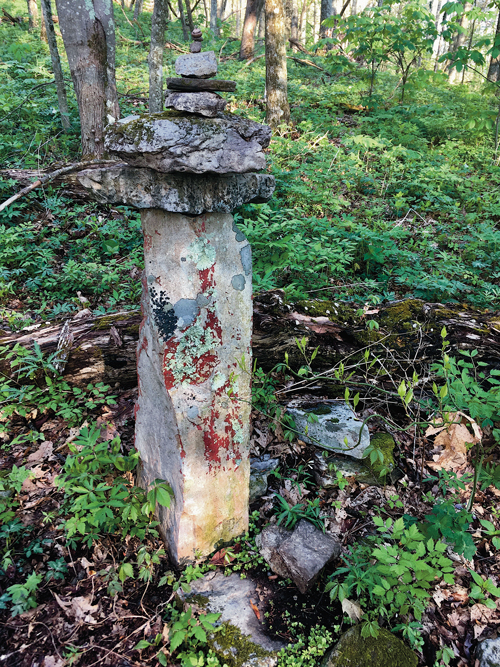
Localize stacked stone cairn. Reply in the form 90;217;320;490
78;30;275;566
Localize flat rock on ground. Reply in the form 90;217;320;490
256;520;341;594
180;571;285;667
476;637;500;667
77;167;275;214
165;91;227;117
286;403;370;459
321;625;418;667
105;111;270;174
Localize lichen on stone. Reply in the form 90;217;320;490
208;621;273;667
164;322;219;384
187;237;216;270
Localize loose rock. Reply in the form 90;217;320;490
320;625;418;667
105;112;271;174
175;50;218;78
249;455;280;503
165;91;227;117
286;403;370;459
256;520;341;594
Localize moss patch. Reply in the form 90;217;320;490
209;621;273;667
379;299;424;332
296;299;359;323
321;625;417;667
367;432;395;479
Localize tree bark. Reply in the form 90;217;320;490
134;0;144;20
40;0;70;132
55;0;119;157
184;0;195;31
488;9;500;83
3;295;500;389
148;0;169;112
265;0;290;129
240;0;265;59
40;7;47;42
319;0;332;39
26;0;38;30
178;0;190;39
210;0;218;35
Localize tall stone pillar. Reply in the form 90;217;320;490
78;31;274;565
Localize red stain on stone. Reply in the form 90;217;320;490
143;233;153;251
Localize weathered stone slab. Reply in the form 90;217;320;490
476;637;500;667
175;51;218;78
321;625;418;667
286;403;370;459
165;91;227;117
78;167;275;214
256;520;341;593
135;211;253;564
167;77;236;92
105;112;270;174
180;572;286;662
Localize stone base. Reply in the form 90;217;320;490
135;210;252;565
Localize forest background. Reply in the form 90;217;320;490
1;0;500;665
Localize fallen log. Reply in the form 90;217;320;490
1;292;500;388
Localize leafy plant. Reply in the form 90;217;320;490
468;570;500;609
274;495;325;532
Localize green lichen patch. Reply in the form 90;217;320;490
164;323;219;384
187;237;217;271
321;625;417;667
367;432;395;478
92;313;135;330
379;299;424;332
296;300;359;324
209;621;273;667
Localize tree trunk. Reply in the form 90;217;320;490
448;2;471;83
240;0;265;59
319;0;332;39
183;0;195;31
291;0;298;43
488;9;500;83
148;0;169;112
3;296;500;390
210;0;218;35
41;0;70;132
134;0;144;20
26;0;38;30
298;0;307;43
178;0;189;39
40;6;47;42
55;0;119;157
265;0;290;129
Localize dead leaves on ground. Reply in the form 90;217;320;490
426;412;482;472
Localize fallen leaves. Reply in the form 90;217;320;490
426;412;482;472
54;593;99;624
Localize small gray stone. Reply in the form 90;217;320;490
256;520;340;593
165;91;227;117
77;167;275;215
249;455;280;503
287;403;370;459
321;625;418;667
313;451;381;487
255;525;291;580
175;51;218;78
278;520;340;594
105;112;271;174
477;637;500;667
179;572;286;664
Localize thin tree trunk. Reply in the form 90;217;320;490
448;2;471;83
26;0;38;30
203;0;209;26
210;0;218;35
40;7;47;41
319;0;332;39
184;0;195;31
240;0;265;59
41;0;70;132
149;0;169;112
134;0;144;19
257;3;265;40
488;9;500;83
298;0;307;42
55;0;119;157
178;0;190;39
291;0;298;43
265;0;290;129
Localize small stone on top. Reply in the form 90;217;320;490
190;27;203;53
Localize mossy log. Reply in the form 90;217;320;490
1;292;499;388
0;168;91;200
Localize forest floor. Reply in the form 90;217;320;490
1;1;500;666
